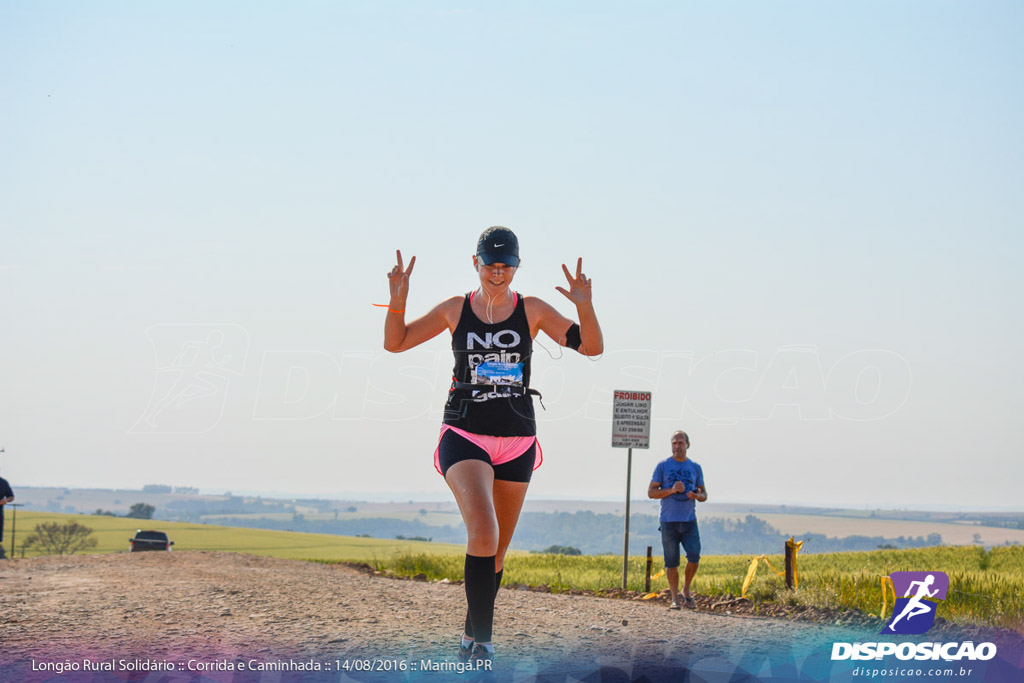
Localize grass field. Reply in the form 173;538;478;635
2;511;465;561
200;510;464;527
195;509;1024;546
677;545;1024;632
16;487;1024;547
5;512;1021;632
356;547;1024;633
706;512;1024;547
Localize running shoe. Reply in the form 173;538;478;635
459;640;474;662
683;595;696;609
469;643;493;664
669;599;681;610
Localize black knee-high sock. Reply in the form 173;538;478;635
463;558;499;641
464;568;504;638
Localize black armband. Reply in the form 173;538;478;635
564;323;582;351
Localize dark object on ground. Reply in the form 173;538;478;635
129;530;174;552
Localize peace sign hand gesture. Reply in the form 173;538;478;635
388;249;416;301
555;257;593;307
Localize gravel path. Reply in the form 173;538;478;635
0;551;915;681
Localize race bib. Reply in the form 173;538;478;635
472;361;524;386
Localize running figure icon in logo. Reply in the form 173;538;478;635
883;571;949;634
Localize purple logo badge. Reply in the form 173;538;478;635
883;571;949;634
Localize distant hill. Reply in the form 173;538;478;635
11;486;1024;554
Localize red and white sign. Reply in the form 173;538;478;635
612;390;652;449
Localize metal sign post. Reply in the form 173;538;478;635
612;390;652;590
623;447;631;589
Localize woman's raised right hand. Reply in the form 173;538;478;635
388;249;416;301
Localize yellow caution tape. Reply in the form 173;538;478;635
741;538;803;599
741;556;761;598
638;569;666;599
742;555;785;598
880;576;897;619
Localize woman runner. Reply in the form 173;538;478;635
383;227;603;663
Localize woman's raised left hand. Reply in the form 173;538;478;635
555;257;593;306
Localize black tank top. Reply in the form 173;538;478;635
443;292;536;436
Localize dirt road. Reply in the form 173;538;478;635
0;552;1014;682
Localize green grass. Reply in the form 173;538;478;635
2;511;465;561
6;512;1021;632
199;510;463;527
358;546;1024;632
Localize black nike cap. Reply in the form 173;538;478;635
476;226;520;267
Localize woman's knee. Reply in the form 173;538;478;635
465;517;500;552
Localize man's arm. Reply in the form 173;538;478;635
686;485;707;502
648;480;686;500
686;464;707;502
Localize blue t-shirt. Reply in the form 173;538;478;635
651;457;704;523
0;476;12;530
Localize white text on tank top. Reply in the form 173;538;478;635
467;330;523;392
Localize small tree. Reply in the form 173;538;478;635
539;544;582;556
126;503;155;519
22;522;98;556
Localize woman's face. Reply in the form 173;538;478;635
473;255;518;296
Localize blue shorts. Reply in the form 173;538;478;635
660;521;701;568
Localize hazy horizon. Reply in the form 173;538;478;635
11;483;1024;514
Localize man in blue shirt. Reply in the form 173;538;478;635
0;470;14;546
648;430;707;609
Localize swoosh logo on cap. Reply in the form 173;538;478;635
494;243;504;247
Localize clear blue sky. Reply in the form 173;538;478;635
2;2;1021;508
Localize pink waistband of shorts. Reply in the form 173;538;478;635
434;424;543;475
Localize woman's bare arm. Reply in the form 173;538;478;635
382;250;460;352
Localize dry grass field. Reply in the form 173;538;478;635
706;512;1024;546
